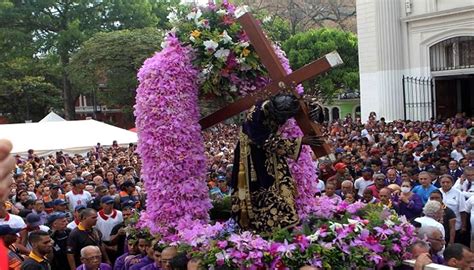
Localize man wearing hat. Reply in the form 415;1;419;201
0;224;23;270
115;181;139;210
48;212;71;270
52;199;72;220
67;205;86;231
96;196;123;243
49;184;65;201
327;162;353;190
23;213;50;249
65;178;92;211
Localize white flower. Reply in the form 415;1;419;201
214;48;230;60
160;41;168;49
240;63;251;71
220;30;232;44
263;16;272;23
189;36;196;43
167;10;179;24
186;8;202;21
229;85;238;92
216;9;226;15
384;219;395;227
307;231;320;242
235;5;249;18
203;40;219;51
240;41;250;48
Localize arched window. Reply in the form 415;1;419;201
430;36;474;71
354;106;361;118
331;107;340;121
324;107;330;122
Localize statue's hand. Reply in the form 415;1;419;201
301;135;325;147
303;95;325;123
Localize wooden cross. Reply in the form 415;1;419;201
199;12;343;157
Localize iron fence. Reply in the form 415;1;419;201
402;76;434;121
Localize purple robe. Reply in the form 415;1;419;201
77;263;112;270
113;252;129;270
393;193;423;221
129;256;153;270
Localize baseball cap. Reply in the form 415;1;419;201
334;163;347;171
47;212;67;225
53;199;67;206
81;171;92;178
100;196;114;204
26;213;43;227
0;225;22;236
74;205;86;212
121;200;135;209
72;178;85;185
50;184;60;190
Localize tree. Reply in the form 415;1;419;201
282;28;358;101
0;0;167;120
242;0;356;34
68;28;163;122
0;57;62;122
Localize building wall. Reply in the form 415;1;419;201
357;0;474;121
356;0;404;121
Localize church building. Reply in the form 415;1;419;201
356;0;474;121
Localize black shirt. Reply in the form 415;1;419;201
50;228;71;270
67;225;103;267
110;223;125;255
21;255;51;270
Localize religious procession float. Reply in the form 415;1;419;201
133;1;415;269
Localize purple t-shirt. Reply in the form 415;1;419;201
77;263;112;270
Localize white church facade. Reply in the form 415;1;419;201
356;0;474;121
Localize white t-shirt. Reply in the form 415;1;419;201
96;210;123;241
440;188;467;230
453;179;474;199
65;190;92;210
414;216;446;239
0;213;26;229
354;177;374;197
451;149;466;162
67;220;79;230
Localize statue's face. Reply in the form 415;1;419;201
268;94;299;124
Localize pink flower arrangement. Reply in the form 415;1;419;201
182;204;415;269
134;35;211;237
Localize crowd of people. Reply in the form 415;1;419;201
0;112;474;269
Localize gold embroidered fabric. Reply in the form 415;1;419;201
231;131;302;235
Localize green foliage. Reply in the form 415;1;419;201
282;28;359;101
69;27;163;120
0;57;62;122
0;0;175;121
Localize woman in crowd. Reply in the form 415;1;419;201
393;180;423;221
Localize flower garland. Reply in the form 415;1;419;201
134;35;211;236
178;199;416;269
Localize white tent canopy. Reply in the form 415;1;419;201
0;119;138;156
39;111;66;123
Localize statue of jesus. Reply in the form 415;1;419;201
230;94;325;234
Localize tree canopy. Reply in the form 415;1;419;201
69;27;163;121
282;28;359;101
